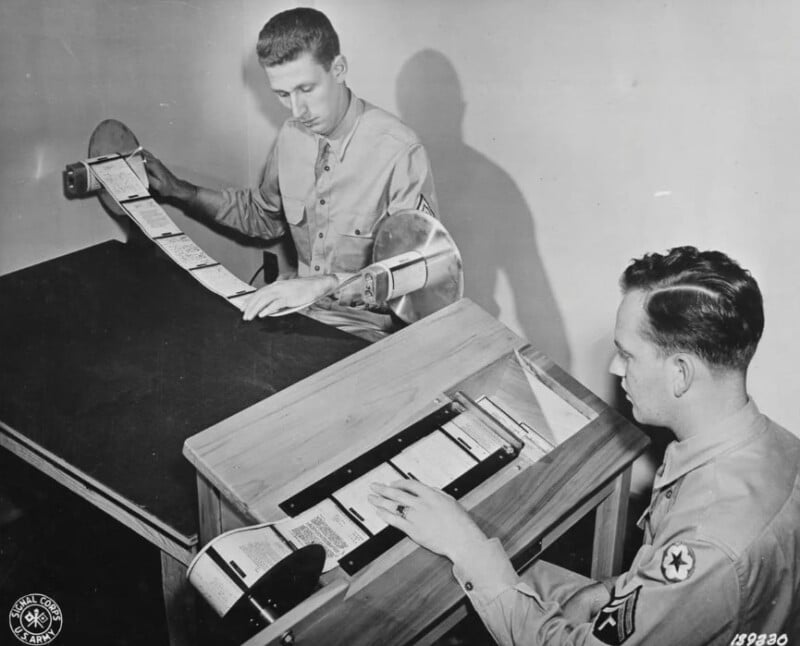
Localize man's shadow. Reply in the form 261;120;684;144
397;50;571;368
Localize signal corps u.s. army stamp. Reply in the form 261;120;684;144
8;593;63;644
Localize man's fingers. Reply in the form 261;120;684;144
243;289;280;320
367;493;398;513
373;505;412;530
385;478;441;499
140;150;159;171
257;299;286;317
368;485;418;507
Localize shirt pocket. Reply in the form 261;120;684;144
332;216;377;273
283;197;311;262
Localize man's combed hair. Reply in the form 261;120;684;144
621;246;764;370
256;7;340;69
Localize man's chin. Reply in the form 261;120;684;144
630;407;662;429
629;403;646;424
304;120;327;134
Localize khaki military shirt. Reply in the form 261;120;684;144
453;400;800;645
212;89;437;288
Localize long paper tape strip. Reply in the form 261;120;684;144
85;153;256;309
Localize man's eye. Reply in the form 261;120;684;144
300;86;313;93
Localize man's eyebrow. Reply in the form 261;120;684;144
273;81;314;94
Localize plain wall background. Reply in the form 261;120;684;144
3;0;799;489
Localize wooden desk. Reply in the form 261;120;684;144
0;240;367;645
184;299;649;646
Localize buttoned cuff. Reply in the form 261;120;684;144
452;538;521;597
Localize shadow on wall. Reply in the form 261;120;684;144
397;50;571;369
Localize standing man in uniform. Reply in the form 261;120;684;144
144;7;437;342
371;246;800;644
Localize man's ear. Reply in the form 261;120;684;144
331;55;348;83
672;353;695;397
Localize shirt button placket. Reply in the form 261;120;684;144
313;142;331;276
313;194;328;273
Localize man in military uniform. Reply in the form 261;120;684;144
144;7;437;342
371;246;800;644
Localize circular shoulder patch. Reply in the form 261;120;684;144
660;542;696;582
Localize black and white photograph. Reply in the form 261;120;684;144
1;2;799;645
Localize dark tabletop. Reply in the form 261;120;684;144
0;240;368;540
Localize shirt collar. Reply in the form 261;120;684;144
320;89;363;162
654;398;766;490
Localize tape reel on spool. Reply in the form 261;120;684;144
63;119;148;217
366;209;464;323
220;544;325;645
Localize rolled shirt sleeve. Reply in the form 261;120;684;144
387;142;438;218
211;142;287;240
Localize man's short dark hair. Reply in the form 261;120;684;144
256;7;340;70
621;246;764;371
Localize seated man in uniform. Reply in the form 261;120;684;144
371;246;800;644
144;7;437;342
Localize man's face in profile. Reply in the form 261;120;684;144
610;289;674;427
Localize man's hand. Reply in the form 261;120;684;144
242;275;337;320
368;479;489;565
141;150;196;202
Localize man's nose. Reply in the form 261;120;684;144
609;354;624;377
290;94;307;119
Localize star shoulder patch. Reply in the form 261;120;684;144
592;586;641;645
660;542;696;583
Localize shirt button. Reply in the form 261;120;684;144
464;582;473;591
320;199;326;205
324;165;330;171
354;229;361;235
318;232;324;238
314;265;320;271
665;489;673;499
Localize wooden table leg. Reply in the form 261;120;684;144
591;467;632;579
161;551;198;646
197;473;223;547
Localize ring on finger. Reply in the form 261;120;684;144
396;504;407;519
